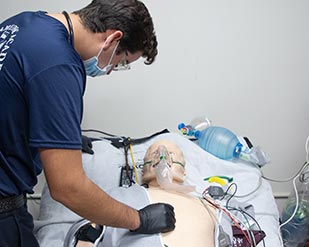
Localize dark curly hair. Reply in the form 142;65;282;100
73;0;158;64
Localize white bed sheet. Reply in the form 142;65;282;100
34;132;282;247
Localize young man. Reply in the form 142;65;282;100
0;0;175;246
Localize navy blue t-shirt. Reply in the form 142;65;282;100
0;11;86;196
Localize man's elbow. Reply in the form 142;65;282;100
48;179;81;205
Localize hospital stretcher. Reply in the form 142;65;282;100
34;132;282;247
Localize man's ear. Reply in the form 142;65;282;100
103;30;123;50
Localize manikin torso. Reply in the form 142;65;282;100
147;187;216;247
75;187;216;247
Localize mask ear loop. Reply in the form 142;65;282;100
97;40;120;63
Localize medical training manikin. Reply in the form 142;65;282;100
64;139;265;247
141;140;217;247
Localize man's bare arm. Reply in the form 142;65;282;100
39;148;140;230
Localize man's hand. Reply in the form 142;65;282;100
131;203;176;234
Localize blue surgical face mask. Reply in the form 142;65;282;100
83;40;120;77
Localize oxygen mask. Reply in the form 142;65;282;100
152;145;195;194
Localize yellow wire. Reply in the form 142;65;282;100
129;143;139;184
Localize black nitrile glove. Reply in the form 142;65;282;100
132;203;176;234
82;135;94;155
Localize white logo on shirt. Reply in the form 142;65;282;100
0;24;19;71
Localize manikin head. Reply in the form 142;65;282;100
142;140;186;187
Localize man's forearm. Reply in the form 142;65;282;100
56;175;140;230
40;148;140;230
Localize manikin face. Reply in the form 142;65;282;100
142;140;186;186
